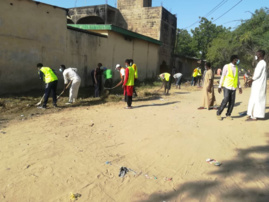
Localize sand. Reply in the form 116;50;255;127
0;84;269;202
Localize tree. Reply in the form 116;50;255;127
207;8;269;69
191;17;228;60
174;29;197;57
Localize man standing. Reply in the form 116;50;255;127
196;66;202;87
94;63;103;97
217;55;242;120
130;59;138;97
37;63;58;109
115;64;125;87
198;62;216;110
59;65;81;104
246;50;267;121
191;68;198;86
122;59;135;109
103;68;113;89
173;72;183;89
159;73;172;95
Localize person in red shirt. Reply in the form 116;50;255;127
122;59;135;109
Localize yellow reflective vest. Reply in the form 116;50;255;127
40;67;58;83
192;69;198;77
197;68;202;76
126;66;135;86
160;73;170;82
133;63;138;79
222;64;238;88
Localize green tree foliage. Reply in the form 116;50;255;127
191;17;228;60
207;8;269;69
174;29;197;57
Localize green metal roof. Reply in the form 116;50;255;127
68;24;162;45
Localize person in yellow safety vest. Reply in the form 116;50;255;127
122;59;135;109
196;67;202;87
216;55;243;120
191;68;198;86
37;63;58;109
159;72;172;95
130;59;138;97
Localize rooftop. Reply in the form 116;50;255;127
68;24;162;45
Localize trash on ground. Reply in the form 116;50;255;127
70;192;81;201
164;177;173;181
239;112;247;116
119;167;129;178
105;161;111;165
145;174;151;179
128;168;137;175
206;158;222;166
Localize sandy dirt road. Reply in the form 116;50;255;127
0;85;269;202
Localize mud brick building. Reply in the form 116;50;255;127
68;0;177;72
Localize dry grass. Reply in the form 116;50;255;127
0;81;199;123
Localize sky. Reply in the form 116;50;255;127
35;0;268;32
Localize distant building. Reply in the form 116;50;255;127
68;0;177;72
0;0;161;94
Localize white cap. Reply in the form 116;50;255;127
115;64;121;70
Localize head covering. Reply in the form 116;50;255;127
115;64;121;70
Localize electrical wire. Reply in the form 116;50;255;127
204;0;228;18
213;0;243;22
184;0;229;29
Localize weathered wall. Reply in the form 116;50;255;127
0;0;67;93
68;5;127;29
174;55;200;80
0;0;159;94
93;31;159;82
117;0;177;68
159;8;177;68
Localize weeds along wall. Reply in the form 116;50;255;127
0;0;159;94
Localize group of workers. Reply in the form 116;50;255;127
36;63;81;109
198;50;267;121
36;58;138;109
36;50;267;120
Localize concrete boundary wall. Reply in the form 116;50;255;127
0;0;160;94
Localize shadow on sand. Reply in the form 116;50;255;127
141;133;269;202
132;101;180;109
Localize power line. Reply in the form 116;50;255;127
184;0;229;29
204;0;228;18
213;0;243;22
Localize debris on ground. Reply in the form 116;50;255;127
118;167;129;178
206;158;222;166
70;193;81;201
164;177;173;181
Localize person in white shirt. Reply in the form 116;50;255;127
173;73;183;89
246;50;267;121
59;65;81;104
216;55;243;120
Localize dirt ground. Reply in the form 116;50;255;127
0;79;269;202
